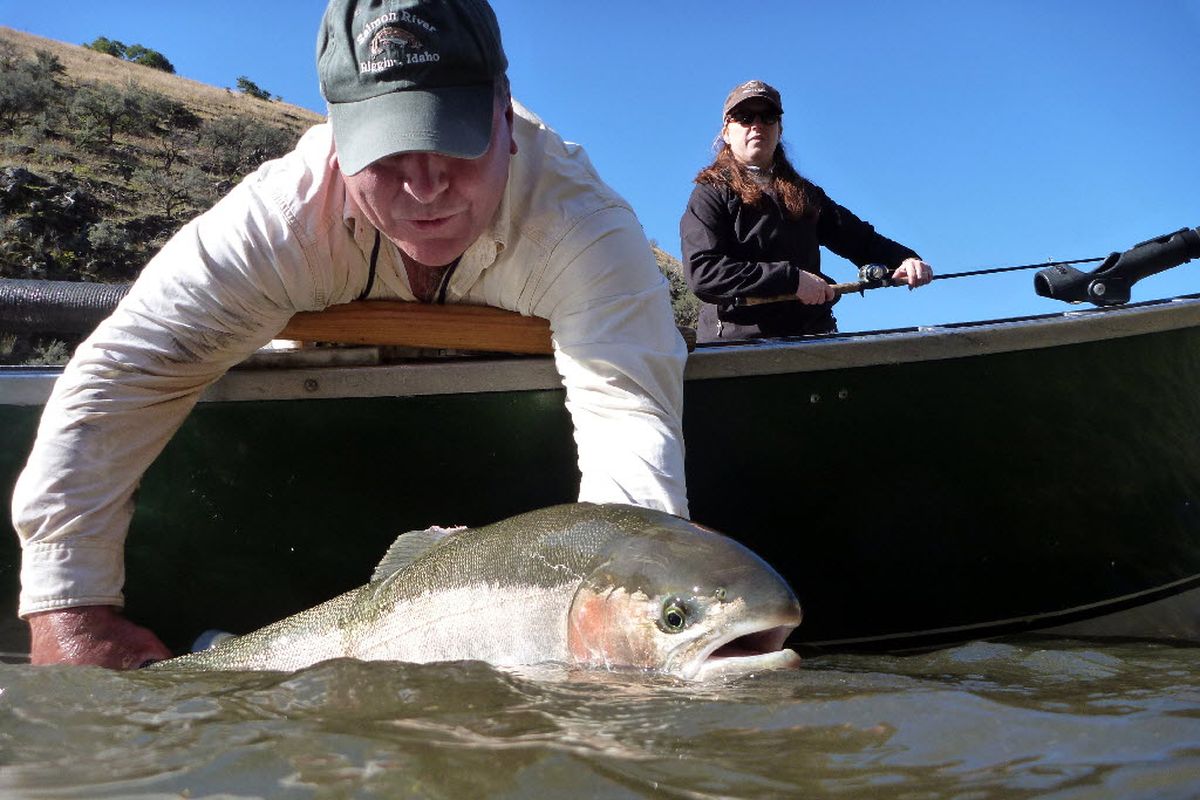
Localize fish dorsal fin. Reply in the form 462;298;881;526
371;524;467;582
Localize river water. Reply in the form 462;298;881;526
1;637;1198;798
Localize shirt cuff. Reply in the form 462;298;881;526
18;541;125;618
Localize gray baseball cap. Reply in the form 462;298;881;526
317;0;508;175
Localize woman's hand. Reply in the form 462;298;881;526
892;258;934;288
795;271;836;305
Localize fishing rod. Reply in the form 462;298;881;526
740;225;1200;307
845;256;1108;296
740;257;1104;306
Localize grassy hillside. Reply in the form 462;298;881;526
0;26;323;285
0;27;320;135
0;26;695;364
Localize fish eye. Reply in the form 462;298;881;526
659;598;690;633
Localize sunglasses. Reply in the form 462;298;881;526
727;109;780;126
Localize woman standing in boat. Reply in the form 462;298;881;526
680;80;934;342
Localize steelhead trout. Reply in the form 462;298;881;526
155;503;802;680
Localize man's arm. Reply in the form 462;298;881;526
12;136;352;665
11;235;296;665
535;207;690;518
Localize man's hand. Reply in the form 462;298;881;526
795;271;836;305
892;258;935;288
28;606;173;669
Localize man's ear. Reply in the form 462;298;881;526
330;152;340;172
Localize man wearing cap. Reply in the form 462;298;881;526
12;0;689;668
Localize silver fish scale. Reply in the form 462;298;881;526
381;503;647;599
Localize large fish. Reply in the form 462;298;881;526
155;503;802;680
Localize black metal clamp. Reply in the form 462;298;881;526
1033;227;1200;306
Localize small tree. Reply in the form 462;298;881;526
201;115;291;178
132;164;210;220
135;88;199;137
83;38;174;73
0;69;56;131
148;126;197;171
235;76;272;102
33;50;65;76
0;51;63;132
124;44;175;74
84;36;127;58
70;82;139;146
0;40;18;70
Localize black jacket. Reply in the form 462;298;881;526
680;179;919;340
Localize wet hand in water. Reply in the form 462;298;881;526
892;257;935;288
28;606;173;669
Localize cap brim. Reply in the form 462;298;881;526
330;83;495;175
725;95;783;116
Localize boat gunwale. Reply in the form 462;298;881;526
3;293;1200;406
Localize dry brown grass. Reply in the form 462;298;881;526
1;26;324;135
0;26;327;224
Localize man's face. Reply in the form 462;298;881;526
342;98;517;268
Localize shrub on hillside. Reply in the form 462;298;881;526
84;37;175;73
236;76;273;102
123;44;175;74
0;39;308;287
69;80;201;153
200;115;292;178
131;164;212;220
69;83;140;147
84;36;126;58
0;50;64;132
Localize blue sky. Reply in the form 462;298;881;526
4;1;1199;332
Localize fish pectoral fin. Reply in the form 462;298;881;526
370;524;468;582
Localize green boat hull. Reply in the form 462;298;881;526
4;297;1200;658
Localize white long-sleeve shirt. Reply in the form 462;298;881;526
12;101;689;617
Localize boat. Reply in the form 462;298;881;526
2;228;1200;661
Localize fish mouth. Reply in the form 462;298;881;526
689;617;802;681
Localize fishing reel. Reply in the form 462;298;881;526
858;263;892;287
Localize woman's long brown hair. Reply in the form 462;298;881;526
695;140;817;220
